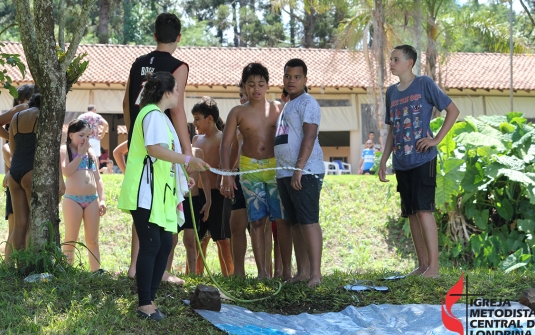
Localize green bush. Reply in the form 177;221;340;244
431;112;535;271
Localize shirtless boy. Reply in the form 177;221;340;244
192;97;234;276
220;63;288;280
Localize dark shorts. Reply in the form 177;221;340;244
363;169;375;175
5;188;13;220
178;195;201;232
198;189;231;241
231;174;246;211
277;174;324;226
395;158;437;218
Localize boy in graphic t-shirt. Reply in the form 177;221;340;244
379;45;460;278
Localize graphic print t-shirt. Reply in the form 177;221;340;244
274;93;325;178
361;149;375;171
385;76;452;171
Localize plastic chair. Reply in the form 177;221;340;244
324;161;339;175
334;160;352;175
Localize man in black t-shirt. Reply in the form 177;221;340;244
122;13;193;303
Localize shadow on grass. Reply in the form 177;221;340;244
383;215;417;264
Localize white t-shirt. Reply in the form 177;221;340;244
137;111;188;210
274;93;325;178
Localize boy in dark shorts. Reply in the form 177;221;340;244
192;97;234;276
220;63;287;280
379;45;460;278
274;59;325;287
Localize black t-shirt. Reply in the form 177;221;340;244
127;50;188;143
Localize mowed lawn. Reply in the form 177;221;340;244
0;174;415;276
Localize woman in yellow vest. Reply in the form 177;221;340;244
118;71;210;321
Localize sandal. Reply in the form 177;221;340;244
344;280;389;293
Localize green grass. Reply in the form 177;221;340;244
1;175;533;334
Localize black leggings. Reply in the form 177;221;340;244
131;208;172;307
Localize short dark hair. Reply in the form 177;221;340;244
191;96;219;122
13;84;36;106
140;72;176;107
393;45;417;68
28;93;41;108
284;58;307;77
187;122;195;142
155;13;181;43
241;63;269;86
88;104;96;112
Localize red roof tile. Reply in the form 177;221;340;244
1;42;534;91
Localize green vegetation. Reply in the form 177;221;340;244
0;175;534;334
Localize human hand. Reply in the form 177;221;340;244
220;176;236;199
416;136;439;153
99;200;107;216
58;181;66;197
188;157;210;171
185;165;194;175
187;177;195;190
378;163;389;182
200;201;211;222
358;168;363;175
291;170;302;191
78;139;90;156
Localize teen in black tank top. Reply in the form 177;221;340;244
127;50;188;144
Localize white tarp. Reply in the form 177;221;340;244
190;301;533;335
449;96;484;120
485;96;535;117
92;90;124;114
66;90;90;113
0;88;14;112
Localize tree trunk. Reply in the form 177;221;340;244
239;0;246;46
413;0;423;75
372;0;387;150
232;1;239;47
303;7;316;48
98;0;110;44
58;0;65;49
425;13;438;82
123;0;133;44
14;0;94;251
289;5;296;47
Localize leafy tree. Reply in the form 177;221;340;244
13;0;93;251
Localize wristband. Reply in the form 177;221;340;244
185;156;191;166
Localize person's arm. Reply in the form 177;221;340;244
123;78;131;132
291;122;318;191
378;125;394;182
229;130;240;169
3;143;11;188
99;117;109;140
196;149;211;222
146;145;209;171
91;150;107;216
220;108;239;198
113;140;128;173
59;158;65;199
170;65;192;156
60;140;90;178
0;103;28;127
359;155;364;174
0;127;8;141
416;101;460;153
8;114;17;164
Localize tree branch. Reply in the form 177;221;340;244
0;23;17;38
62;0;96;72
13;0;41;81
519;0;535;29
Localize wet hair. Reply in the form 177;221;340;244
88;105;96;112
65;119;94;168
140;72;176;107
284;58;308;77
13;84;36;106
393;44;417;68
187;122;195;142
191;96;223;130
155;13;181;43
241;63;269;86
28;94;41;108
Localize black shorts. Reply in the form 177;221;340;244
198;189;231;241
277;174;324;226
231;174;246;211
5;188;13;220
178;195;201;232
395;158;437;218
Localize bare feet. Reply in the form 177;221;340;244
307;277;322;288
161;271;185;285
422;268;439;278
287;273;309;283
408;266;428;276
128;266;136;279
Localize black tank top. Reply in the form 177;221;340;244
127;51;188;144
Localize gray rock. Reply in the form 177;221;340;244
519;288;535;310
190;284;222;311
